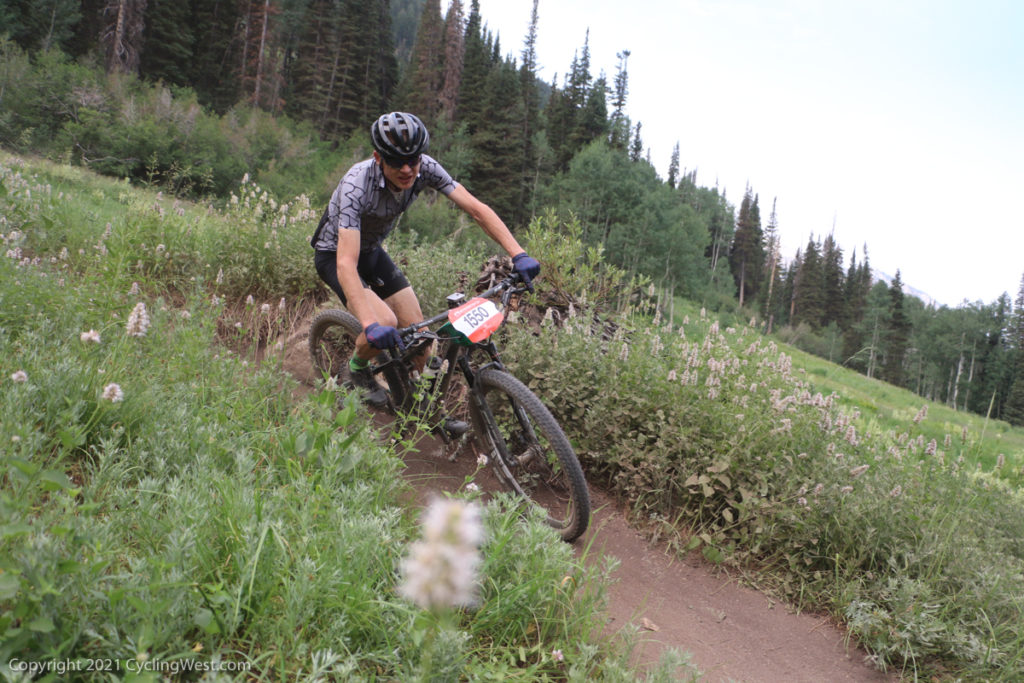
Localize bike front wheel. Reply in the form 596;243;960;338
308;308;361;384
471;368;590;542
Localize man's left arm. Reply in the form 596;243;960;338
446;185;523;256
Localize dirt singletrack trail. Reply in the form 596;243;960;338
283;324;895;682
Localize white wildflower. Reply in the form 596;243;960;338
11;370;28;383
126;302;150;337
552;649;564;662
260;303;271;315
80;329;102;343
849;464;869;478
889;485;903;498
102;383;124;402
840;486;854;494
476;453;488;468
129;281;140;295
245;294;254;307
465;483;480;493
399;498;483;610
912;405;928;424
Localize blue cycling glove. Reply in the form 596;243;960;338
511;252;541;288
364;322;404;351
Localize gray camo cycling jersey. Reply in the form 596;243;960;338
312;154;457;252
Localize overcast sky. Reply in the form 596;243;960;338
473;0;1024;308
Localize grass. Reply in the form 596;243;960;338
0;151;698;681
6;149;1024;680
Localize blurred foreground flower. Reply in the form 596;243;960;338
399;498;483;611
10;370;28;383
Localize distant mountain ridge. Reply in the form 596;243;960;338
873;269;939;307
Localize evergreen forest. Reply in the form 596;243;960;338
2;0;1024;426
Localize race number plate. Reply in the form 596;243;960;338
448;297;503;343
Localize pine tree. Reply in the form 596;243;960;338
3;0;82;52
189;0;242;111
792;236;825;327
762;197;783;331
438;0;465;123
728;186;764;308
821;232;845;327
666;141;680;189
1003;273;1024;426
628;121;643;162
608;50;630;149
140;0;194;86
398;0;444;124
515;0;541;224
883;270;911;386
457;0;489;133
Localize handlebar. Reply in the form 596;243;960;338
396;273;528;343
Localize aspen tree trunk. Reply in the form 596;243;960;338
951;332;965;410
253;0;271;106
964;340;976;410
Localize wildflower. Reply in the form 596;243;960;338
278;297;287;312
944;433;952;449
234;322;242;329
813;483;824;496
912;405;928;424
476;453;488;468
840;486;853;494
126;302;150;337
845;425;858;446
797;497;807;507
180;310;191;320
246;294;254;307
961;425;968;443
129;281;140;295
925;439;937;456
552;649;564;662
889;485;903;498
465;483;480;493
997;454;1006;470
260;303;271;315
102;383;124;402
215;268;224;285
667;369;677;382
11;370;28;383
618;343;629;362
80;329;102;343
849;464;869;478
399;498;483;610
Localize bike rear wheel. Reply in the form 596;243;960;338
470;368;590;542
308;309;361;384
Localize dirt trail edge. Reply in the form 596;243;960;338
284;328;895;683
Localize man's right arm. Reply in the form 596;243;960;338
335;229;375;329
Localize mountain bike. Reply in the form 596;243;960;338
308;273;590;542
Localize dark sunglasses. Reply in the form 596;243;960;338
381;153;421;169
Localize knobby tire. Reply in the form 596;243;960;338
471;368;590;542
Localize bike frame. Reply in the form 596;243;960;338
370;276;526;437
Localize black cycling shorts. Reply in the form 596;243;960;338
314;247;411;305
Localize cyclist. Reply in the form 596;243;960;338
311;111;540;414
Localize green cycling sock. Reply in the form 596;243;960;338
349;356;370;372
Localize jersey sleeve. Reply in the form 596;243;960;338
418;155;458;196
332;166;369;232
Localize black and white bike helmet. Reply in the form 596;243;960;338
370;112;430;159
